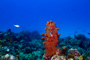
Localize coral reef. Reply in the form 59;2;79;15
0;21;90;60
42;21;90;60
0;29;43;60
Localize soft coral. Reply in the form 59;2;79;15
42;21;60;58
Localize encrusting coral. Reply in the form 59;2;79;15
42;21;61;59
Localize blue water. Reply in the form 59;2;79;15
0;0;90;38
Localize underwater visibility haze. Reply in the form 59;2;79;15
0;0;90;60
0;0;90;38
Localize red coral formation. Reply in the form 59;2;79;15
42;21;61;58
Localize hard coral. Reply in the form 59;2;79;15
42;21;60;58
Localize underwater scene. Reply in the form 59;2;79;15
0;0;90;60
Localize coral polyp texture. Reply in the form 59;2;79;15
42;21;60;58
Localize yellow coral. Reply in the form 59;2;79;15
78;55;85;60
68;54;74;59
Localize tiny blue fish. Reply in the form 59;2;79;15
87;33;90;35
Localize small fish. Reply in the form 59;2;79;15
88;33;90;35
14;25;20;27
50;32;53;37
